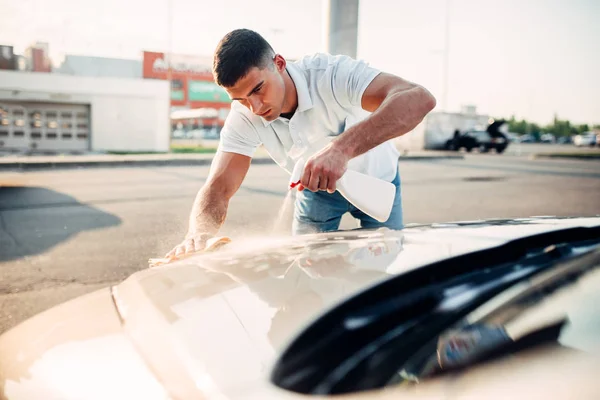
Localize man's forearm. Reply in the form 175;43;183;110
187;186;228;238
332;86;436;159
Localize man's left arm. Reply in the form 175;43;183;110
300;70;436;193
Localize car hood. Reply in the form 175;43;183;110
1;216;599;400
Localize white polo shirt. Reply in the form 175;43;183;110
217;53;400;182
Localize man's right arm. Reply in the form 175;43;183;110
165;150;251;259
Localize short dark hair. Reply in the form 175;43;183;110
213;29;275;87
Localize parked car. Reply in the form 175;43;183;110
573;132;597;147
518;134;536;143
505;132;519;142
445;130;508;153
1;217;600;400
540;133;556;143
557;136;573;144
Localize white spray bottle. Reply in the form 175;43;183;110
288;157;396;223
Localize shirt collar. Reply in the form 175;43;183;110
261;62;314;127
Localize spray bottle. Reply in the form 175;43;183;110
288;157;396;223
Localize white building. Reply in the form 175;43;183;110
53;55;142;79
0;70;169;153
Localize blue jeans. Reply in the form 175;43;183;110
292;169;403;235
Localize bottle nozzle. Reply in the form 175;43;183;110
289;158;306;190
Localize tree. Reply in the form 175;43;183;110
577;124;590;133
507;117;528;135
529;123;541;134
497;114;597;137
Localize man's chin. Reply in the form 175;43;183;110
263;112;278;121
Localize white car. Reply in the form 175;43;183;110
1;217;600;399
573;133;597;147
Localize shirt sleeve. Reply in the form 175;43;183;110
217;110;262;157
330;55;381;110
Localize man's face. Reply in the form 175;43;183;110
224;55;287;121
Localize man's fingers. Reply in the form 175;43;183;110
300;163;312;190
308;173;320;192
175;238;193;257
162;233;213;265
319;176;329;191
327;179;337;193
305;164;321;192
194;239;206;252
301;161;322;192
185;239;196;256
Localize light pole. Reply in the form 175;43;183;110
167;0;173;95
166;0;173;146
270;28;284;52
441;0;451;111
322;0;359;58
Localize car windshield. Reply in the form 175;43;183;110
389;249;600;386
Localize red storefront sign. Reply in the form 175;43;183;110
142;51;231;115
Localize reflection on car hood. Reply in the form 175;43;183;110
1;216;599;400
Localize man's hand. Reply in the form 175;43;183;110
298;142;350;193
165;232;212;261
161;151;251;262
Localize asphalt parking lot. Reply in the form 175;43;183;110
1;151;599;334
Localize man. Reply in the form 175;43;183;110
166;29;435;260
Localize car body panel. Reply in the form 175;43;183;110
0;289;170;400
1;216;599;399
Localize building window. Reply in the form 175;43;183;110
31;132;42;139
62;133;73;139
30;111;42;128
0;107;8;126
77;133;88;139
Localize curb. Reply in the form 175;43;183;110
398;154;464;161
530;153;600;161
0;154;464;172
0;157;276;172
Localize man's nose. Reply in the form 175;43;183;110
249;97;263;114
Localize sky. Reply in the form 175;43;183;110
2;0;599;126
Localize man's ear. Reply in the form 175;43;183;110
273;54;287;72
